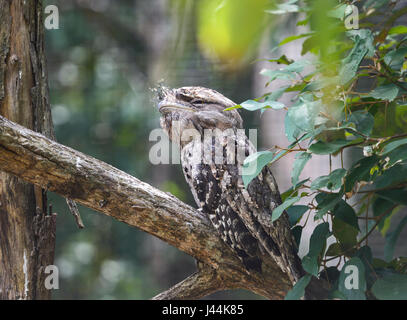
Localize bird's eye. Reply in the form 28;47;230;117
192;99;205;105
176;92;193;102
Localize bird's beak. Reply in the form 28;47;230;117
158;99;195;113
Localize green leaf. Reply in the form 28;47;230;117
348;110;374;136
302;76;340;93
315;192;343;218
383;47;407;69
373;197;397;235
333;200;360;231
355;246;373;273
310;176;330;190
380;137;407;155
388;25;407;35
287;100;321;133
347;29;375;57
374;163;407;189
320;267;341;286
376;188;407;206
301;35;318;56
278;33;313;46
339;29;374;84
369;83;399;102
285;59;311;73
267;55;293;65
310;168;346;190
259;87;289;115
372;258;389;269
302;222;330;276
384;215;407;262
291;152;312;186
372;273;407;300
296;17;309;26
386;144;407;167
242;151;275;188
286;205;309;227
265;86;289;101
330;290;347;300
308;138;363;155
260;69;296;82
379;212;395;237
225;99;285;111
241;99;285;111
338;257;366;300
272;196;300;222
281;178;309;201
292;225;302;248
333;216;358;250
390;257;407;273
327;4;348;19
302;79;324;92
285;112;303;142
302;255;319;277
284;274;312;300
326;243;342;256
344;155;379;193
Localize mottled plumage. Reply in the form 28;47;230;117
157;86;304;283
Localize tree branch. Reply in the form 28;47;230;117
0;115;328;299
152;265;226;300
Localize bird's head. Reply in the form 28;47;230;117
157;86;243;146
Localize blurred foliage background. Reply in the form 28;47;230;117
43;0;407;299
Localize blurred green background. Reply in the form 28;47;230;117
44;0;275;299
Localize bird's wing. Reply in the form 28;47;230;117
243;164;305;282
182;133;304;282
231;135;304;282
180;139;262;272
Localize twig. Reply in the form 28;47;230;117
65;199;85;229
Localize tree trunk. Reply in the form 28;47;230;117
0;0;56;300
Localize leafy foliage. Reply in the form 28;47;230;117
238;0;407;299
284;274;312;300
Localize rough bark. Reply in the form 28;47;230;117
0;115;332;299
0;0;56;299
152;265;228;300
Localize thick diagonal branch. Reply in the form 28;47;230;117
0;115;328;299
